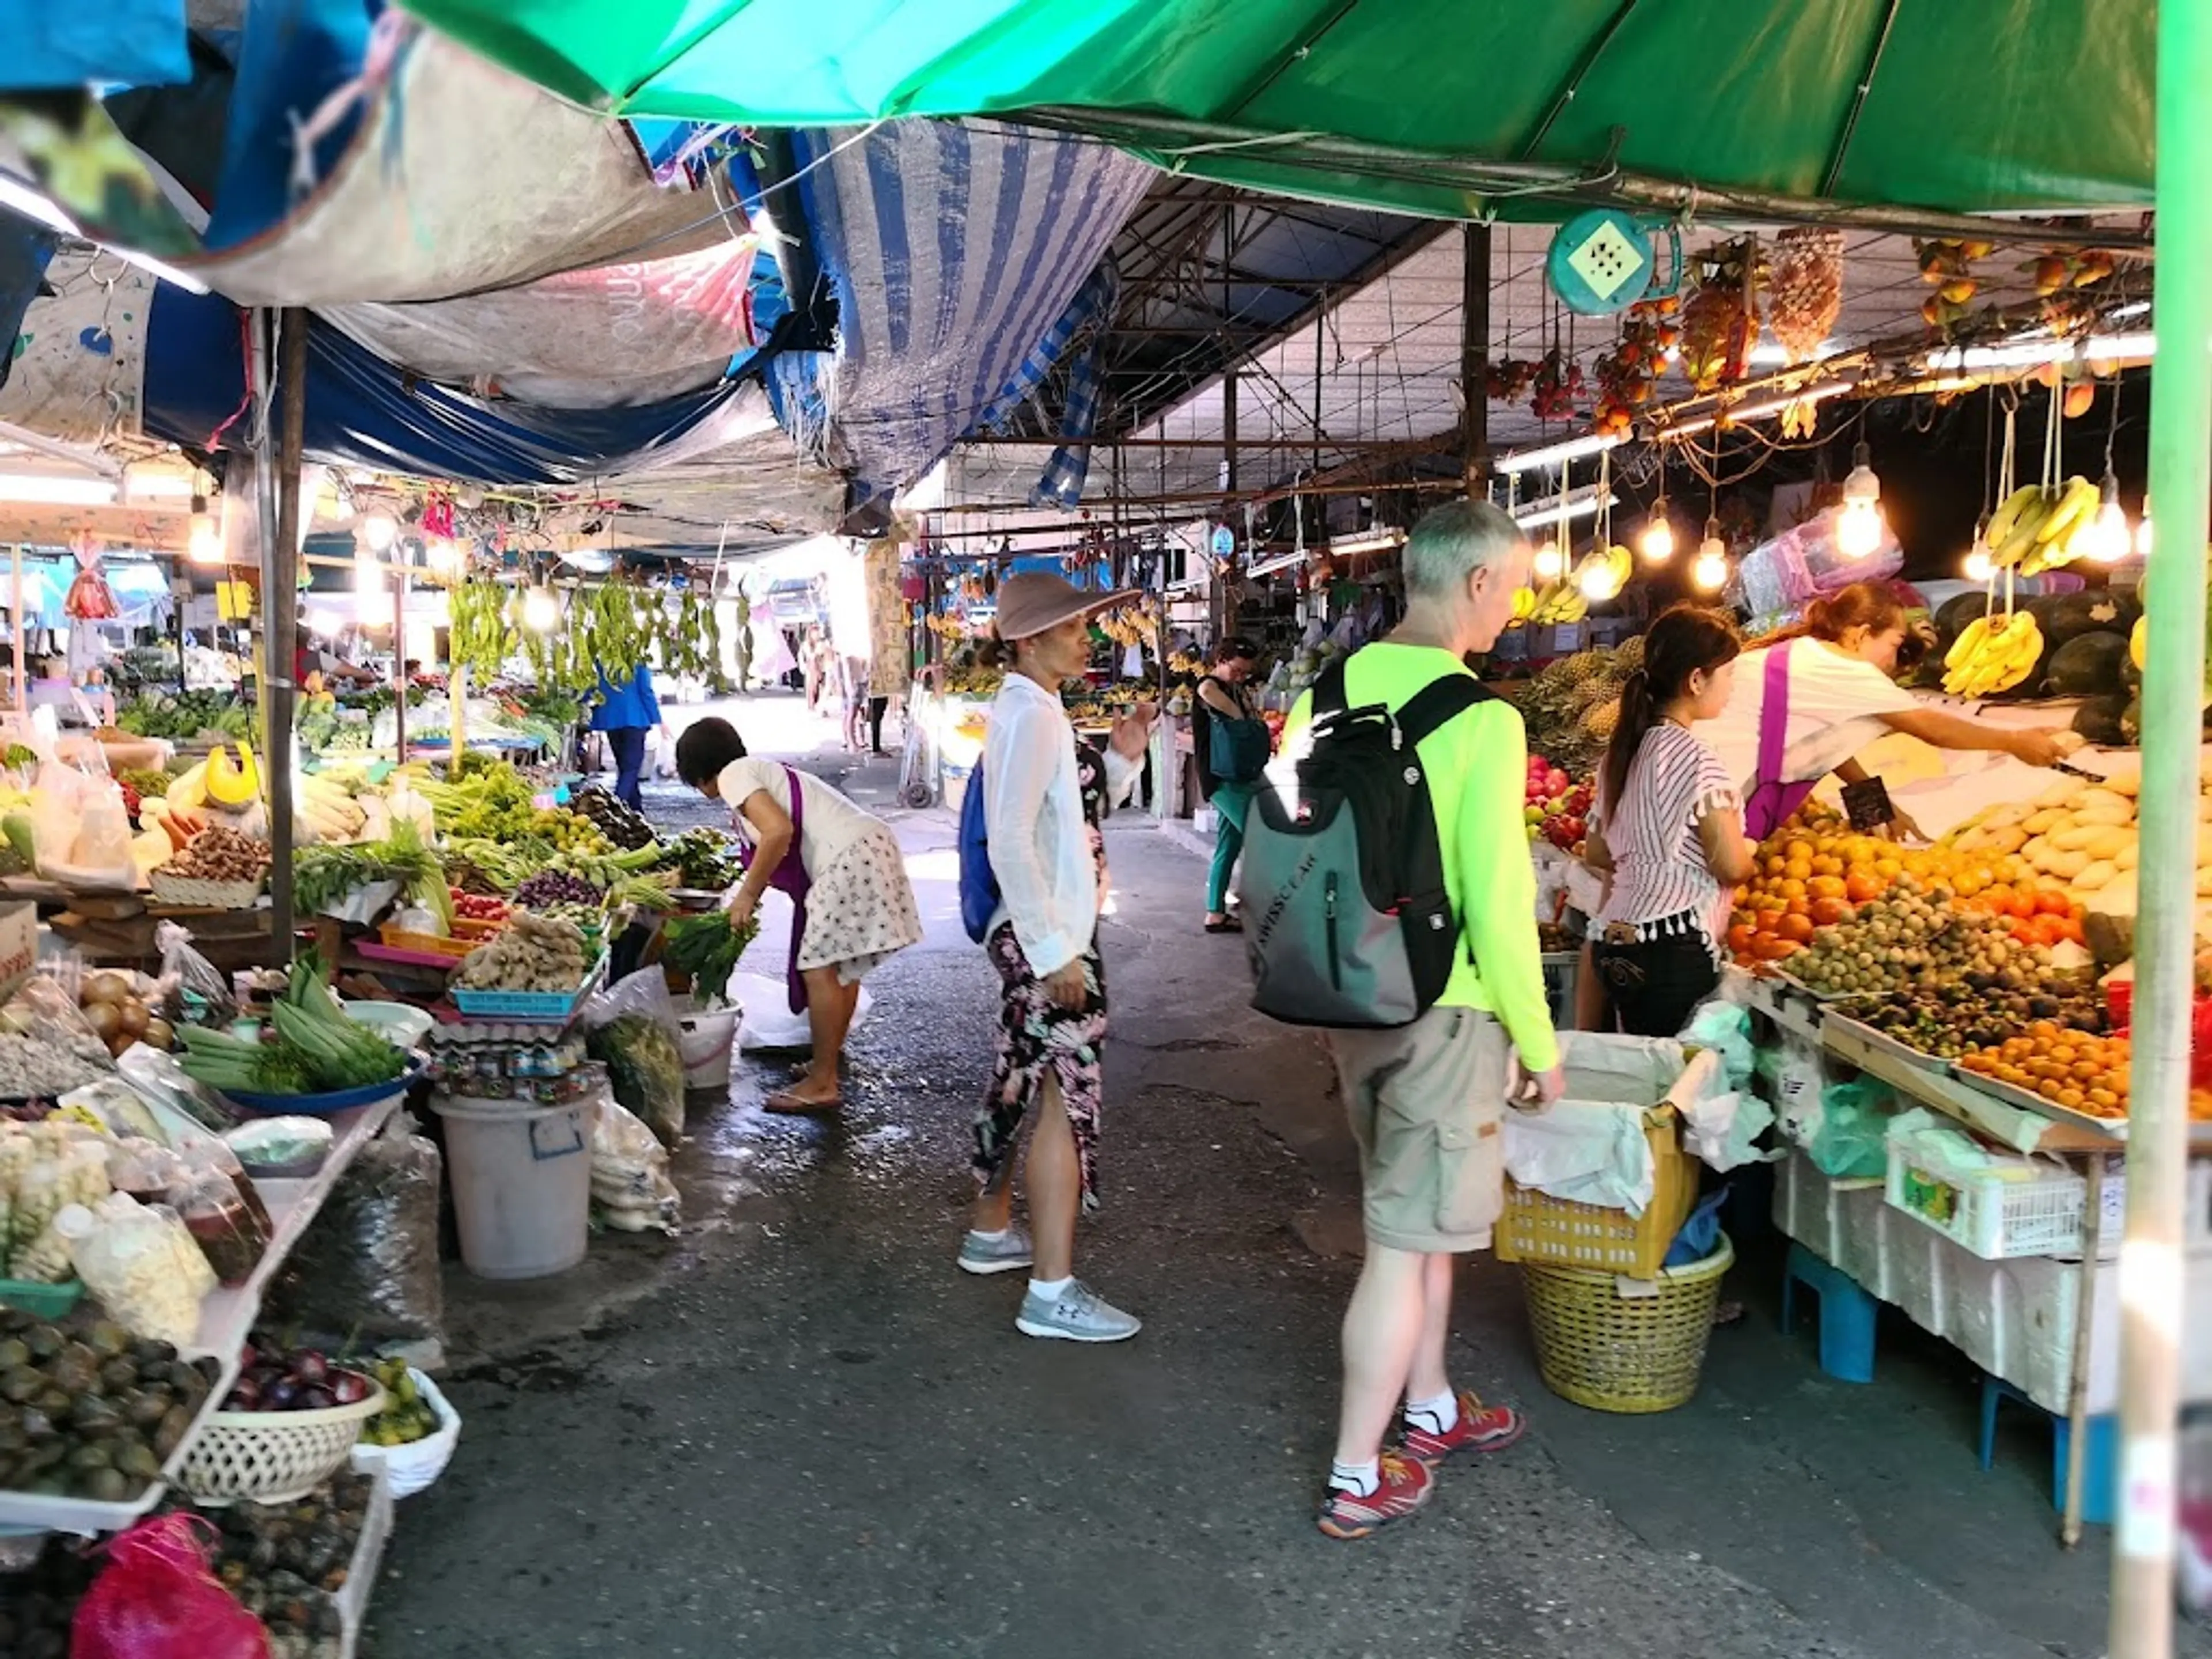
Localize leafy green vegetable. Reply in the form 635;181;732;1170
661;911;759;1005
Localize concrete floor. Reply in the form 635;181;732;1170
365;695;2202;1659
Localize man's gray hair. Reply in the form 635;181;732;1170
1400;499;1525;598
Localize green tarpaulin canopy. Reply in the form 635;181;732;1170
401;0;2153;221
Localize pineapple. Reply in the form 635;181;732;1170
1584;698;1622;741
1613;634;1645;674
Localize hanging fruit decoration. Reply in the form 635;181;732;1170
1486;358;1538;403
1768;229;1845;363
1915;237;1991;331
2028;247;2115;298
1592;296;1679;436
1529;349;1586;421
1677;238;1763;393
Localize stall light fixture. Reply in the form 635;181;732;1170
1491;432;1622;476
1691;520;1730;593
186;495;222;566
1834;440;1886;560
1578;556;1624;603
359;512;399;554
1637;508;1675;564
0;175;209;296
1514;490;1613;534
1658;382;1851;440
120;470;196;503
1934;331;2156;372
2079;472;2131;565
0;472;118;506
423;535;459;575
1324;529;1404;559
1532;543;1566;583
522;585;562;633
1963;546;1994;583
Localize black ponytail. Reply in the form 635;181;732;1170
1598;605;1743;818
974;628;1013;671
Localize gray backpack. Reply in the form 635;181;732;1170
1238;658;1490;1028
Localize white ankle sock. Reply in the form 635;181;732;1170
1405;1388;1460;1434
1328;1458;1380;1497
967;1228;1009;1243
1028;1275;1073;1302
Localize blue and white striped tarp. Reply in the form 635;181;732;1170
1012;258;1118;509
788;119;1152;506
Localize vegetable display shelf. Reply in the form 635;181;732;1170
0;1091;404;1537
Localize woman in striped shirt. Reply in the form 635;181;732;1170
1585;607;1758;1037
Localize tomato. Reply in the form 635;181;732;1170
2059;916;2086;946
1753;910;1787;935
2006;889;2039;920
2035;889;2073;917
1726;924;1756;957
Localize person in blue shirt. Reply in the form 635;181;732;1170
591;662;668;812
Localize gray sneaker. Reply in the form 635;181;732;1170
1015;1279;1142;1343
957;1227;1034;1276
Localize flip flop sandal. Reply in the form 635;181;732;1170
1203;917;1244;934
763;1090;841;1115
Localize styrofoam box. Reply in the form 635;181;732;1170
1773;1151;1890;1294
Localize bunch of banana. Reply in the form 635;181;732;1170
1943;608;2044;696
1527;583;1589;625
1511;586;1537;623
1984;477;2098;573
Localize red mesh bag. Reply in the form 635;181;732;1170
71;1514;270;1659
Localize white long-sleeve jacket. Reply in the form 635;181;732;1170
982;673;1139;975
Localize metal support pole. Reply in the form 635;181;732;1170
1463;223;1492;496
391;570;407;762
266;308;306;960
10;546;24;719
1219;365;1238;641
2063;1149;2107;1547
2112;0;2212;1646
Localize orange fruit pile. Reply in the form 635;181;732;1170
1958;1022;2129;1118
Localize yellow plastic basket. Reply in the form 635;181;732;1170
1494;1103;1695;1280
1520;1233;1734;1414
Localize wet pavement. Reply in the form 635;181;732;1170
366;694;2200;1659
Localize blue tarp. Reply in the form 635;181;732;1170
202;0;373;254
5;0;190;92
142;285;767;484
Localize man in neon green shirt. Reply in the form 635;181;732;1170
1289;499;1565;1540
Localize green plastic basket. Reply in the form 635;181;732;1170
0;1275;85;1319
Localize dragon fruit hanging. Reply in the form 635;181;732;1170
63;531;118;620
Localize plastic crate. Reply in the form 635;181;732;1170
1540;951;1578;1028
0;1274;84;1318
1883;1139;2100;1260
1496;1104;1694;1279
376;916;501;962
450;953;607;1024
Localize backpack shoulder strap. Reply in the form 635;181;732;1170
1314;657;1351;718
1396;672;1495;747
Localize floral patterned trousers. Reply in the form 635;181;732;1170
972;922;1107;1212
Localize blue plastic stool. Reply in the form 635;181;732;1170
1779;1241;1878;1382
1977;1374;2119;1525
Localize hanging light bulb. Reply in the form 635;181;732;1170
522;585;561;634
1834;439;1885;559
353;551;386;619
1691;520;1730;593
424;535;459;576
186;495;222;566
1961;513;1994;583
1638;509;1675;564
2080;472;2129;565
1532;541;1566;584
360;510;399;553
2135;497;2154;558
1579;554;1624;603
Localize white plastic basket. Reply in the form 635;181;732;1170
1883;1139;2107;1260
350;1368;460;1499
178;1375;387;1503
679;997;740;1090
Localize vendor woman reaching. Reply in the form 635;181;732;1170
675;718;923;1113
1700;581;2068;844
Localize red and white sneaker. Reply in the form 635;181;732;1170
1316;1452;1435;1540
1400;1391;1527;1465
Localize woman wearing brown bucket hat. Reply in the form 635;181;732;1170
959;571;1158;1342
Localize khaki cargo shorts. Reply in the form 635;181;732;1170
1329;1007;1510;1255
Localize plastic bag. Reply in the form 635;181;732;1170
155;921;235;1023
71;1513;270;1659
64;1196;217;1349
171;1133;272;1236
1680;998;1756;1091
262;1122;443;1346
590;1086;681;1233
582;968;687;1147
1806;1077;1897;1179
105;1138;189;1206
167;1170;267;1286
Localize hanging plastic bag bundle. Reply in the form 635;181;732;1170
581;967;688;1147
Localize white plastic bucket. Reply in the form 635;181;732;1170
430;1095;592;1280
678;997;740;1091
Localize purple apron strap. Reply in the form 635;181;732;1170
1743;641;1819;841
743;764;813;1015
